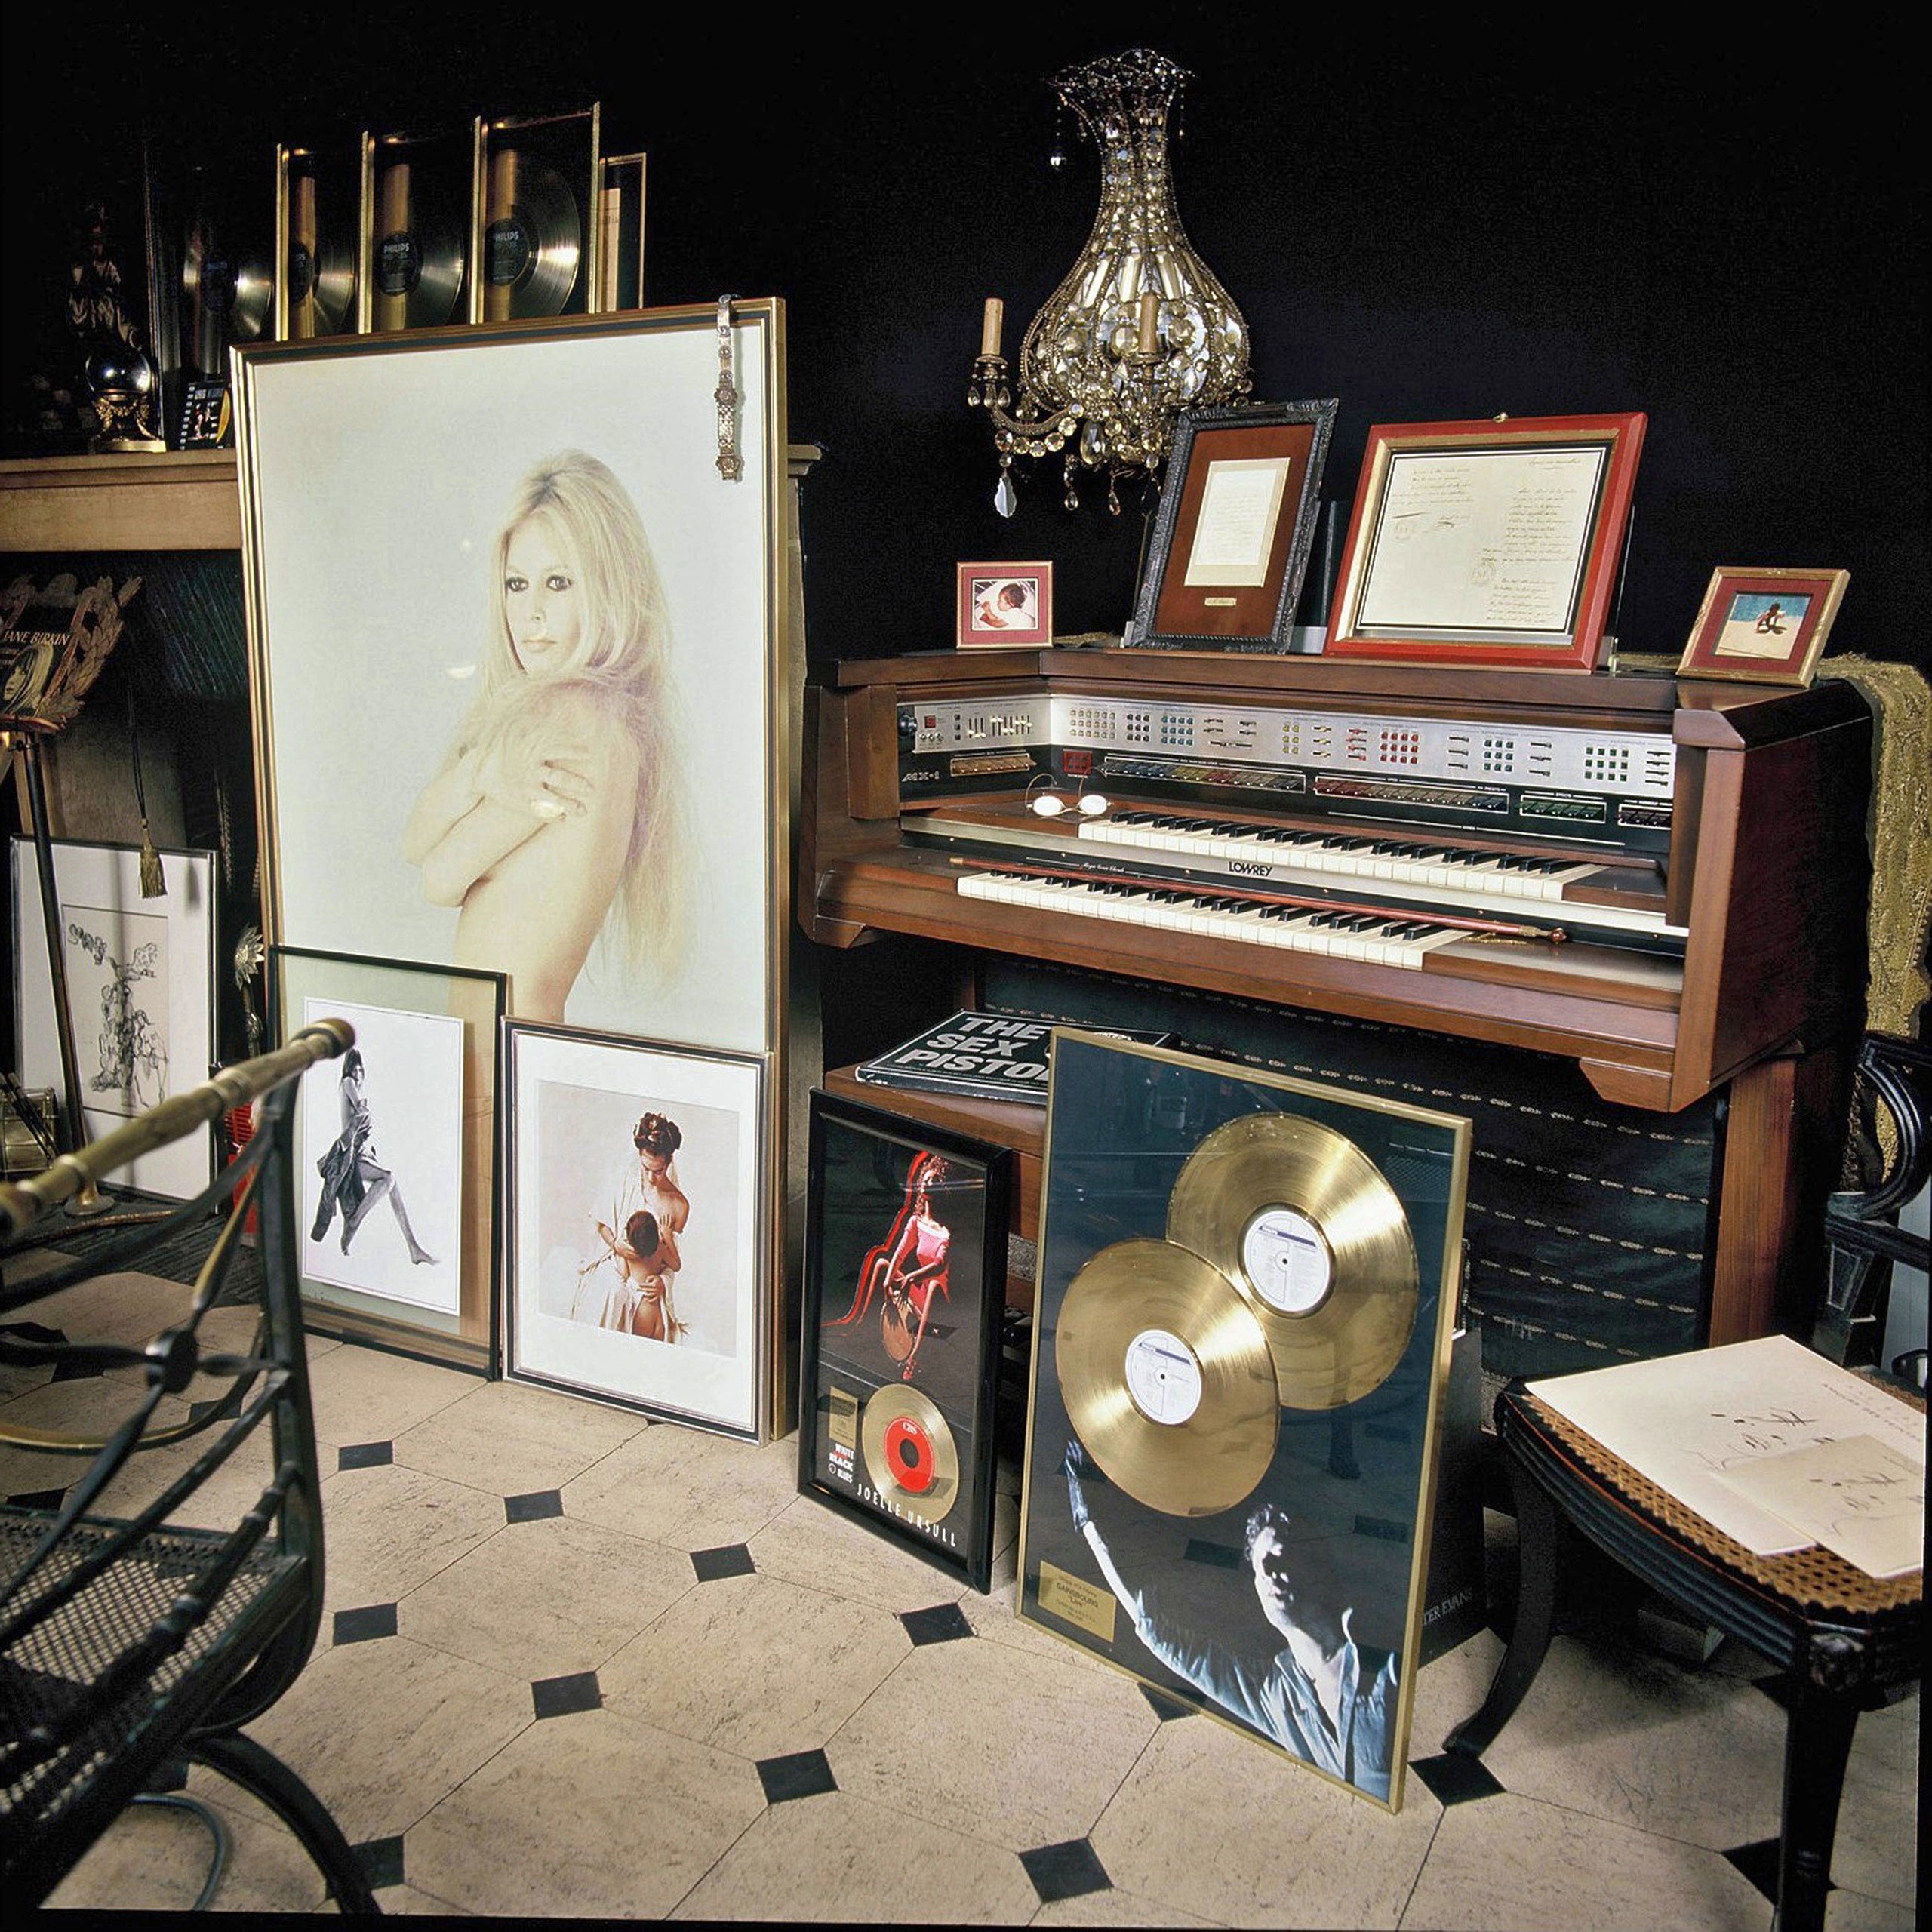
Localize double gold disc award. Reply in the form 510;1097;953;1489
1057;1238;1278;1518
1168;1112;1419;1410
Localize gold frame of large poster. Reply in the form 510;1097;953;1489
233;300;793;1426
1017;1030;1470;1811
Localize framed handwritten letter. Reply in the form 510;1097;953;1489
1127;400;1337;653
1324;412;1646;672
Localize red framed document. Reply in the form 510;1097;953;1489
1324;411;1646;672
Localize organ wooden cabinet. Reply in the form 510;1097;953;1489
799;646;1872;1382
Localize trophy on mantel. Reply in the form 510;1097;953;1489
69;195;163;451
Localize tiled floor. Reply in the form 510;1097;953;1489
4;1264;1918;1926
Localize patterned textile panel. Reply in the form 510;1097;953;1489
979;962;1717;1380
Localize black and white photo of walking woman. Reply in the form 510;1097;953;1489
297;995;466;1317
311;1046;436;1267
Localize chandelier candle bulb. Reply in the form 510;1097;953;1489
980;297;1005;358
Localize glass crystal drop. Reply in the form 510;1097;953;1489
995;472;1018;518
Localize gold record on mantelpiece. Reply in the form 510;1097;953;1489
469;106;601;323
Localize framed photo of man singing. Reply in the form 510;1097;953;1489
1017;1030;1470;1810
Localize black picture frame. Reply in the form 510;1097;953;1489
798;1090;1013;1592
1127;398;1338;653
269;943;506;1373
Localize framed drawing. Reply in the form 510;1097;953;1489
1676;567;1850;687
1324;411;1646;672
1127;400;1338;653
956;561;1052;648
10;837;216;1200
797;1091;1012;1591
232;300;790;1063
503;1021;773;1439
1017;1029;1470;1810
270;946;504;1370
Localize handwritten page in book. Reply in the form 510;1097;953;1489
1526;1334;1927;1557
1713;1435;1925;1579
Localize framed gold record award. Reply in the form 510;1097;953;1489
470;106;601;324
358;124;473;333
1017;1030;1470;1810
274;140;360;340
796;1091;1012;1590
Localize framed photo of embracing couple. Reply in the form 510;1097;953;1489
503;1022;773;1438
232;301;791;1061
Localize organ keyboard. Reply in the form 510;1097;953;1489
800;645;1873;1346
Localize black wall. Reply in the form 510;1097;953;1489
5;5;1924;672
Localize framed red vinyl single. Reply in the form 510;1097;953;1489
1324;412;1646;672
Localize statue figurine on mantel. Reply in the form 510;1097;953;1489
67;197;164;451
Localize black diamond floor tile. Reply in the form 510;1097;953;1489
333;1603;398;1646
1020;1838;1111;1904
900;1602;974;1646
337;1441;393;1471
531;1671;602;1720
755;1746;838;1804
1140;1683;1192;1722
691;1543;756;1582
353;1835;406;1890
5;1487;69;1511
48;1355;103;1383
1724;1836;1818;1905
1410;1751;1507;1807
505;1488;564;1524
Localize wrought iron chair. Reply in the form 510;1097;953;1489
1813;1032;1931;1376
0;1020;379;1913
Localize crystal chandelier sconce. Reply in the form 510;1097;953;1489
968;47;1254;515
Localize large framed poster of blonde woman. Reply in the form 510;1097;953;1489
503;1020;772;1439
271;946;506;1371
232;301;789;1060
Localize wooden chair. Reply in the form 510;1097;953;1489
0;1020;380;1913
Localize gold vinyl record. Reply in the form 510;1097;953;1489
481;153;580;318
860;1383;960;1522
1056;1238;1278;1518
1166;1113;1419;1411
372;160;464;330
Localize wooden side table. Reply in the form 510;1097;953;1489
1447;1383;1923;1932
